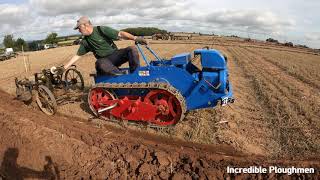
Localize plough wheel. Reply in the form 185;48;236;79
64;68;84;91
35;85;57;115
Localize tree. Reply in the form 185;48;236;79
284;42;293;47
266;38;279;43
28;41;41;51
15;38;28;51
45;32;58;44
3;34;15;48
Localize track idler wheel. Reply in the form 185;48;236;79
88;87;116;118
144;89;182;126
35;85;57;115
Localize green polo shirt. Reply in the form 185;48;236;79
77;26;119;58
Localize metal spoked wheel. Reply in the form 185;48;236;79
35;85;57;115
64;68;84;91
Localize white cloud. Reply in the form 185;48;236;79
305;32;320;41
202;10;294;34
0;4;32;38
0;4;30;26
29;0;186;16
0;0;319;48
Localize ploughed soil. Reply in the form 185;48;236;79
0;90;319;179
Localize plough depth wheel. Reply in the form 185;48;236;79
35;85;57;115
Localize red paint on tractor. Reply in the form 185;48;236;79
89;88;182;126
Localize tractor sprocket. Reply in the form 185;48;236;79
144;89;182;126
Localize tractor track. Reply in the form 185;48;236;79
0;90;319;179
89;82;187;126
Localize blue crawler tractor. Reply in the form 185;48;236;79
88;44;234;126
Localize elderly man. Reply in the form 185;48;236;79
55;16;147;76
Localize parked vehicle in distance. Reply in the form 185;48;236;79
43;44;58;49
0;48;17;61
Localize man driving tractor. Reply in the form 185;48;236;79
53;16;147;76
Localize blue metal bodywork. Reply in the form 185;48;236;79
93;45;234;111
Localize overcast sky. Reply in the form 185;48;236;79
0;0;319;48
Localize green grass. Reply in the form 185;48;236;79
67;36;79;40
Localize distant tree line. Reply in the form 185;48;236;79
44;32;58;44
121;27;167;36
266;37;309;48
266;38;279;43
3;35;28;51
2;32;61;51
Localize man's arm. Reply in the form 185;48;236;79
118;31;136;40
118;31;148;45
64;55;81;69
